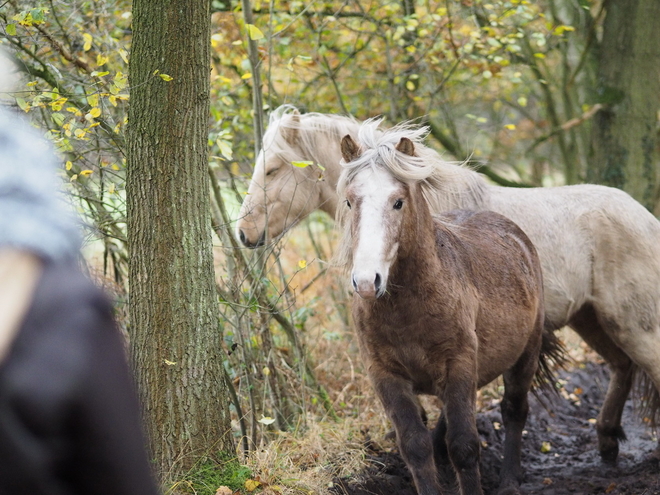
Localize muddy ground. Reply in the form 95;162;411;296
330;363;660;494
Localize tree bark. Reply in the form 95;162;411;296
126;0;233;480
588;0;660;213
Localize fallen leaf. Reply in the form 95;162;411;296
245;479;261;492
215;487;233;495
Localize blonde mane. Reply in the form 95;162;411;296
263;105;361;165
337;118;488;211
333;118;490;269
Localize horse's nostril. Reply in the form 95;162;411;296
239;229;247;245
374;273;382;291
352;275;358;291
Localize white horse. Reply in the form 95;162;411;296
236;105;660;462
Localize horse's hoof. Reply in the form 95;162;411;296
599;445;619;464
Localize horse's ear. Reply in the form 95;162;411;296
282;109;300;145
341;135;361;163
396;137;415;156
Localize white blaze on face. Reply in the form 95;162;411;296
350;167;403;299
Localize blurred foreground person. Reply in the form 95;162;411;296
0;89;160;493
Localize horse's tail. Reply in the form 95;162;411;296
633;368;660;428
532;330;568;395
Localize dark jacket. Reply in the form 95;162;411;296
0;263;160;495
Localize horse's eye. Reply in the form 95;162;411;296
346;199;351;209
266;168;278;177
393;199;403;210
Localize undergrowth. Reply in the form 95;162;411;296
169;452;252;495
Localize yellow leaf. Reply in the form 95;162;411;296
245;479;261;491
65;161;73;171
6;23;17;36
231;163;240;176
158;73;173;81
118;48;129;64
109;95;117;107
241;72;252;80
246;24;264;40
540;441;552;453
79;169;93;177
83;33;93;52
89;107;101;118
164;359;177;366
70;174;78;181
298;259;307;269
87;94;99;107
517;96;528;107
291;161;312;168
534;52;546;59
504;124;516;130
108;183;116;194
74;128;87;139
50;98;67;111
262;366;271;376
111;164;121;171
96;54;109;66
257;416;275;425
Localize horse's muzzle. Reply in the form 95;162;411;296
238;229;265;249
353;272;385;299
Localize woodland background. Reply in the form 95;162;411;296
0;0;659;493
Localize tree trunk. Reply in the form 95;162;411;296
126;0;233;480
588;0;660;213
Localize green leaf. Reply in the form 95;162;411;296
15;98;29;112
246;24;264;40
51;112;65;126
30;8;45;24
291;160;313;168
6;24;17;36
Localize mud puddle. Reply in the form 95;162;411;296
331;363;659;494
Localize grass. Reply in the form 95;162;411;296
168;452;252;495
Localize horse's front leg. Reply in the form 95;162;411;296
442;365;483;495
373;372;440;495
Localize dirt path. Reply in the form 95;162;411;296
331;363;660;494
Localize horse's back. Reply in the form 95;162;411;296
490;184;660;329
436;209;541;274
434;209;543;314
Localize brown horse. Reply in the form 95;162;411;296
335;124;562;495
237;106;660;463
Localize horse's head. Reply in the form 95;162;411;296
236;108;344;248
338;130;421;300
